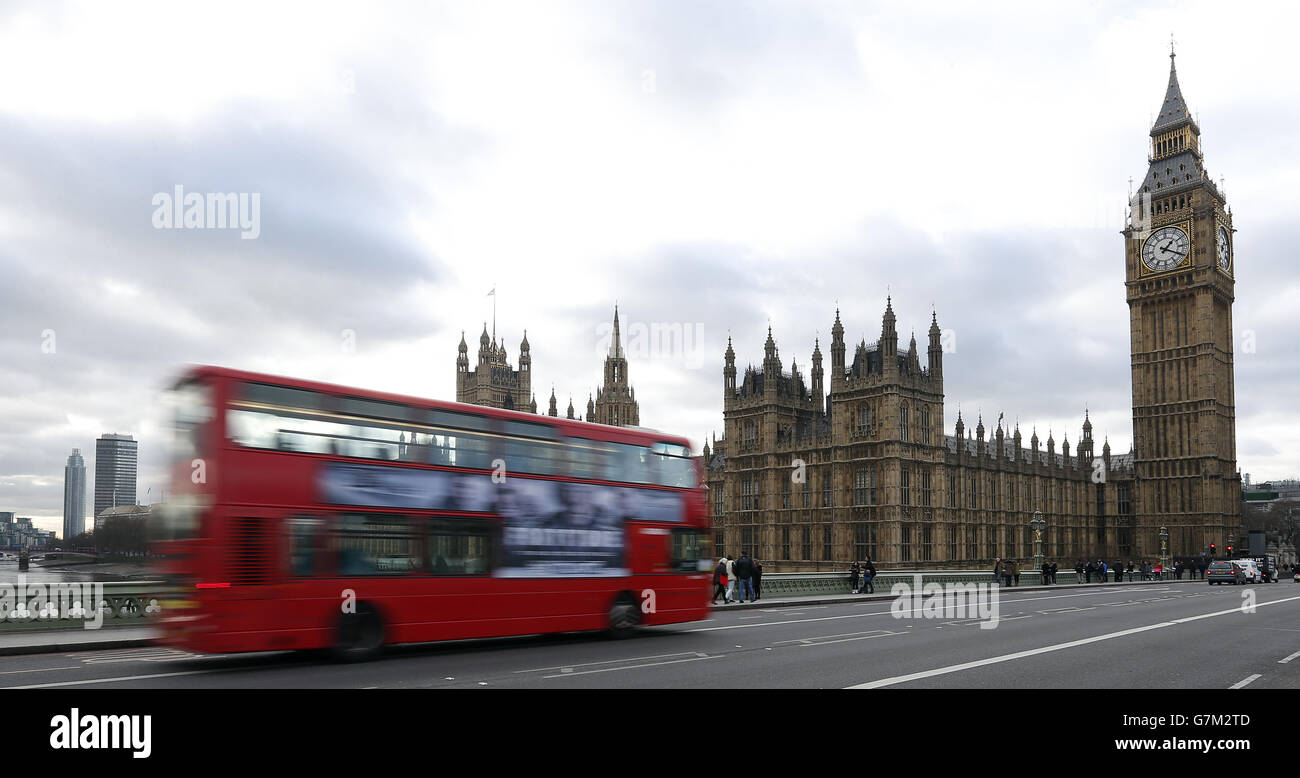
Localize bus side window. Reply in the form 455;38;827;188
671;528;708;573
610;442;653;484
334;513;420;576
428;518;493;576
289;515;324;577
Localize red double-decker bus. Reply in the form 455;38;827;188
151;365;712;659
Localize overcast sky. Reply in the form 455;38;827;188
2;0;1297;535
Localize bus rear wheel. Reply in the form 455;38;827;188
334;603;385;662
606;594;640;639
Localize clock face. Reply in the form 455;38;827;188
1217;226;1231;271
1141;226;1190;272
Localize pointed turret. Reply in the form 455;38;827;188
811;337;824;402
548;387;557;417
566;397;575;420
762;326;781;392
609;306;623;358
1139;44;1209;201
927;310;943;378
1151;44;1196;135
830;309;846;388
880;297;898;360
724;335;737;394
1078;410;1095;463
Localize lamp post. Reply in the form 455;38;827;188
1159;525;1169;578
1031;510;1045;578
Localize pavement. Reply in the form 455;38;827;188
0;625;157;656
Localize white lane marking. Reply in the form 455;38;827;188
772;630;900;646
7;668;234;689
541;654;722;679
0;666;81;676
797;632;904;646
1229;674;1261;689
690;592;1149;633
514;650;710;673
942;614;1034;627
1278;650;1300;664
846;593;1300;689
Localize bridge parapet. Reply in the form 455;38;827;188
0;581;163;631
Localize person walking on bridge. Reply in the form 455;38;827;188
733;552;754;603
712;556;729;604
725;555;737;603
861;558;877;594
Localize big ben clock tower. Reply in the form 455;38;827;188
1123;45;1241;559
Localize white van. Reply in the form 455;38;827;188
1231;558;1260;583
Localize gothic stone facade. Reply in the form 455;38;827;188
1123;48;1240;554
456;326;537;413
586;306;640;427
706;306;1139;571
456;307;642;427
705;53;1239;571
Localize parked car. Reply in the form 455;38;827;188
1207;561;1246;585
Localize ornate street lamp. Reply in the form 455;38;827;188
1159;525;1169;578
1031;510;1045;578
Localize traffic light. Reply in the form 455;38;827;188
1227;545;1234;554
1210;543;1216;555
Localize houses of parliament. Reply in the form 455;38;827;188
455;306;641;427
704;50;1242;570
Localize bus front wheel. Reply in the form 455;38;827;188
334;603;385;662
606;594;641;639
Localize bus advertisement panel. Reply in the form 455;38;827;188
318;461;684;577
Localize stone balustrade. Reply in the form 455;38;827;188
0;581;164;630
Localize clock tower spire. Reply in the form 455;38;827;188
1123;47;1240;561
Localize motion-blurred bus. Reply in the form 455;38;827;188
151;366;712;659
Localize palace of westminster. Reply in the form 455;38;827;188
458;51;1243;570
455;306;641;427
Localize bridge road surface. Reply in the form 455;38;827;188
3;581;1299;690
